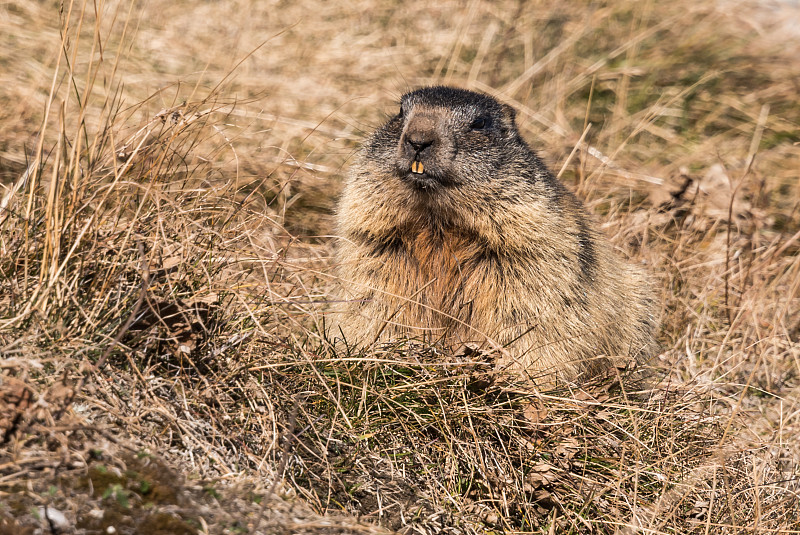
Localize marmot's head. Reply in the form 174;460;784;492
361;87;532;197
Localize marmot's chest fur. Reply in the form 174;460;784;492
333;86;658;384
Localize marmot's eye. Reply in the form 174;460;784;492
470;117;490;130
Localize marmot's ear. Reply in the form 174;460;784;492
500;103;517;126
500;103;518;138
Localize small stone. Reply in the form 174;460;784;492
38;507;69;530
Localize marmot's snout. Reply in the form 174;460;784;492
397;112;452;187
403;115;437;157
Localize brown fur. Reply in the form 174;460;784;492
332;86;658;384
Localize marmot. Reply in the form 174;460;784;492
332;86;658;384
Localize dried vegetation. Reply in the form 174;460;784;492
1;0;799;533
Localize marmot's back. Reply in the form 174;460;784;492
333;86;658;384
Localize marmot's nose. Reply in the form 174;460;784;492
403;114;438;156
405;135;434;155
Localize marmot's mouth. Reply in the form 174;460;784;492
400;160;449;190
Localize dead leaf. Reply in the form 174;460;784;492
0;377;34;441
523;402;549;425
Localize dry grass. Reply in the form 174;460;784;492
1;0;799;533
